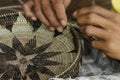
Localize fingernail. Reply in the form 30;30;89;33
49;27;55;31
73;11;77;17
31;17;37;21
61;20;67;27
57;27;63;32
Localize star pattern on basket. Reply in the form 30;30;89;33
0;12;19;31
0;36;61;80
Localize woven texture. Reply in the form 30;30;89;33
0;8;82;80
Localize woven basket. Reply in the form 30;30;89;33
0;6;82;80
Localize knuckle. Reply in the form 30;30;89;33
85;27;91;35
87;13;95;23
52;0;61;4
22;4;27;9
90;5;98;12
43;5;50;11
35;11;40;16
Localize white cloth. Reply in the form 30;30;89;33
49;73;120;80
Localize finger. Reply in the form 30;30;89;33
34;0;54;31
76;13;114;29
62;0;71;9
92;41;111;58
92;40;106;50
51;0;67;27
73;5;116;19
79;26;88;38
56;27;64;32
22;0;36;20
41;0;63;32
79;26;86;34
80;25;107;39
105;52;120;60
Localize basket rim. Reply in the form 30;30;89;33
0;10;82;79
0;5;22;10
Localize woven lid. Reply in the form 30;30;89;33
0;8;82;80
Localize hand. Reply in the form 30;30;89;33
73;6;120;60
22;0;71;32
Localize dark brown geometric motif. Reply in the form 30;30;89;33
27;18;42;32
0;36;61;80
0;12;19;32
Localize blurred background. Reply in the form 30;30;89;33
0;0;21;7
0;0;112;9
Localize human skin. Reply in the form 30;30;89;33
22;0;111;31
73;6;120;60
23;0;120;60
22;0;71;32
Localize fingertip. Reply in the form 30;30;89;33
25;12;36;20
57;27;64;32
60;20;67;27
73;11;78;18
49;27;55;31
24;9;36;20
22;0;36;20
31;16;37;21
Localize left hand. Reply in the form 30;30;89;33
73;6;120;60
22;0;71;32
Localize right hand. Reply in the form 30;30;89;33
73;6;120;60
22;0;71;32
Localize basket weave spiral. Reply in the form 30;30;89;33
0;7;82;80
